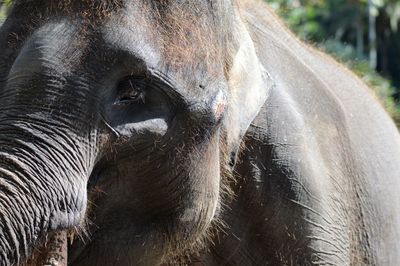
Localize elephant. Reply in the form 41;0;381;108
0;0;400;265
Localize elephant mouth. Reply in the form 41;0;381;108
86;164;104;192
66;158;223;266
59;114;226;265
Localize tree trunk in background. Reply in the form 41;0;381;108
356;11;364;59
369;0;377;69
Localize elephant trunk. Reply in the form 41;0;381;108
0;119;96;265
0;20;101;264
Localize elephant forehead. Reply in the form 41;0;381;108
110;1;232;64
14;0;231;25
14;0;123;16
97;1;233;95
12;0;234;96
13;1;233;66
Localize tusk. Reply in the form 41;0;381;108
43;231;68;266
68;230;75;246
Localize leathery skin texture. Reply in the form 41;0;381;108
0;1;399;265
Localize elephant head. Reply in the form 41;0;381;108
0;1;271;264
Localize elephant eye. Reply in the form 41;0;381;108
113;77;146;106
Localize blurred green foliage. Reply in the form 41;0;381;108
266;0;400;123
0;0;13;23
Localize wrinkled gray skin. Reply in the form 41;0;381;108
0;1;400;265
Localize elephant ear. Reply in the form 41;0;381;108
225;17;274;167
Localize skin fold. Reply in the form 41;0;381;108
0;1;399;265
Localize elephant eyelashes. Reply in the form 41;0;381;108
113;77;146;106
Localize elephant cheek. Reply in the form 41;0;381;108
180;135;221;232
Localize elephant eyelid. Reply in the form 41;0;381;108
113;76;147;106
